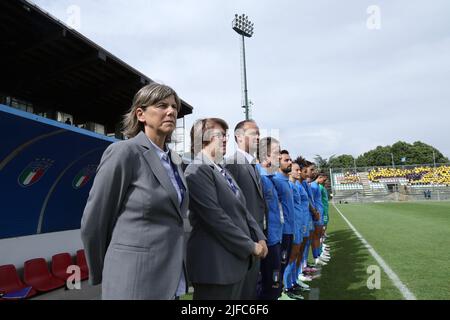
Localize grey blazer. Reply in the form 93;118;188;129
225;151;266;232
184;153;266;285
80;131;189;300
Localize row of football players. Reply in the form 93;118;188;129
256;137;330;300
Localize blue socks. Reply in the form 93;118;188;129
295;263;302;282
302;240;311;265
283;262;295;290
312;248;321;259
284;261;303;290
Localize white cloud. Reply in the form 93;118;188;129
31;0;450;161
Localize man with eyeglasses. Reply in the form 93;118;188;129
225;119;267;300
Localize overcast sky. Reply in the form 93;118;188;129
31;0;450;160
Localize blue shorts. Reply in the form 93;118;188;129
300;214;308;238
301;223;308;239
313;210;324;227
293;230;302;245
308;214;314;232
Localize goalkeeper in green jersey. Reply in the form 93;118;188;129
319;178;330;255
319;183;329;226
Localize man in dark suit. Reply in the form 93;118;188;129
225;119;267;300
185;118;267;300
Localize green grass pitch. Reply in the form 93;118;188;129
309;201;450;300
181;201;450;300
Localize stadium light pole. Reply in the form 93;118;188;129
353;157;360;202
432;150;436;168
390;153;395;169
432;150;436;185
329;167;335;203
432;150;441;201
232;14;254;120
389;152;397;200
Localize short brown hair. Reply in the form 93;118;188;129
121;82;181;138
190;118;228;157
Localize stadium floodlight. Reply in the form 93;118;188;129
232;13;254;120
232;14;254;37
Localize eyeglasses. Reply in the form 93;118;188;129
211;132;229;140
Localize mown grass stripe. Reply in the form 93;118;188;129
332;203;417;300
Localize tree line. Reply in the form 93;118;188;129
314;141;449;171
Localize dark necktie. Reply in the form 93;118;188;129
251;163;263;191
220;167;240;197
168;156;186;206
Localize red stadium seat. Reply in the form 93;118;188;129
76;250;89;280
0;264;37;299
23;258;65;292
51;253;73;281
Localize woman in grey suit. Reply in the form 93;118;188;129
80;83;189;300
185;118;268;300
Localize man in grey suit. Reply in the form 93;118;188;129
225;119;267;300
185;118;267;300
81;83;189;299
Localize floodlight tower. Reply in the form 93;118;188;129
232;14;254;120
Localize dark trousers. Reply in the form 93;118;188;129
240;257;260;300
193;280;245;300
279;234;293;295
258;243;282;300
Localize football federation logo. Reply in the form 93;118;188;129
18;158;54;187
72;165;97;189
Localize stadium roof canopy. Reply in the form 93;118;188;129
0;0;193;132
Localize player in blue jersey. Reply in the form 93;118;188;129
293;157;319;281
277;169;305;299
310;172;330;266
256;137;284;300
271;150;300;300
287;161;313;294
292;158;318;282
294;159;327;279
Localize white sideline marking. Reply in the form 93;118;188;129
332;203;417;300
